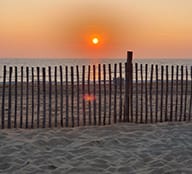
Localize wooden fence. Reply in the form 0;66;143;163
0;52;192;128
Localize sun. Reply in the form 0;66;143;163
92;37;99;45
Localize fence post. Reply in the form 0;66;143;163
150;64;154;123
179;66;184;121
26;67;29;128
98;64;101;125
20;66;24;128
65;66;69;127
48;66;52;128
14;67;18;128
42;67;46;128
31;67;34;128
165;65;169;121
88;65;92;125
125;51;133;122
189;66;192;121
55;66;58;127
60;66;63;127
82;65;86;126
8;67;13;128
103;64;106;125
71;66;74;127
113;63;117;123
170;66;174;121
37;67;40;128
160;66;164;122
135;63;138;123
155;65;159;122
119;63;123;122
184;66;188;121
145;64;148;123
140;64;143;123
76;66;80;126
108;64;112;124
93;65;97;125
1;66;6;129
175;66;179;121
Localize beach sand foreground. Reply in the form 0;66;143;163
0;122;192;174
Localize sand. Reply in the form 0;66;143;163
0;122;192;174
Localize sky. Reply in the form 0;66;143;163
0;0;192;59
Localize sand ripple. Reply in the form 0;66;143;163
0;122;192;174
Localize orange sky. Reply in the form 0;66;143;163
0;0;192;59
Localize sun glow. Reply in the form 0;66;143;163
85;33;106;53
83;94;96;101
92;37;99;45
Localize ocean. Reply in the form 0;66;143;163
0;58;192;81
0;58;192;67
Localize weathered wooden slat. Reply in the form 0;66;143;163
130;62;133;122
175;66;179;121
88;65;92;125
135;63;138;123
54;66;58;127
1;66;6;129
189;66;192;121
140;64;143;123
76;66;80;126
71;66;74;127
65;66;69;127
8;67;13;128
114;63;117;123
26;67;29;128
36;67;40;128
42;68;46;128
20;66;24;128
60;66;63;127
31;67;34;128
170;66;174;121
183;66;188;121
14;67;17;128
179;66;184;121
149;64;154;123
119;63;123;122
165;65;169;121
82;65;86;126
155;65;159;122
160;66;164;122
98;64;101;125
108;64;112;124
124;62;129;122
7;67;13;129
103;64;106;125
48;66;52;128
145;64;148;123
93;65;97;125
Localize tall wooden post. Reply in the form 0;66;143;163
125;51;133;122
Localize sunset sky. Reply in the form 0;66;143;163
0;0;192;59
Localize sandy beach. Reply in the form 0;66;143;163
0;122;192;174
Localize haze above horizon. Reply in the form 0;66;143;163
0;0;192;59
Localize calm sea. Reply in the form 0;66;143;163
0;58;191;67
0;58;192;81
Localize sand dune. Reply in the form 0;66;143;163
0;122;192;173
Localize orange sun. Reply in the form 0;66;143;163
86;33;104;48
92;37;99;45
